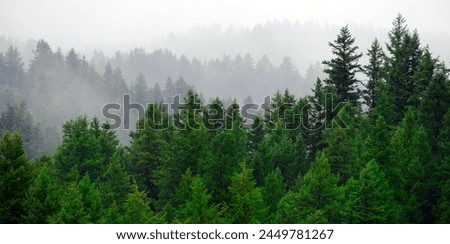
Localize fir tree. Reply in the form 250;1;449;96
343;160;400;223
228;162;267;223
322;26;362;104
176;176;223;224
363;39;385;111
0;132;32;223
122;184;155;224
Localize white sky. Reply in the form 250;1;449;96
1;0;449;50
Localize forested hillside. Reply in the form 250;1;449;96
1;14;450;223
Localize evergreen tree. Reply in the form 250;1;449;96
323;128;358;184
101;201;122;224
4;46;25;88
24;158;61;223
122;184;156;224
304;79;326;159
413;48;438;104
200;101;247;202
275;154;341;223
322;26;362;104
365;115;391;167
176;176;223;224
343;160;400;223
131;73;149;105
50;183;88;224
129;104;169;199
390;109;434;222
363;39;385;111
435;111;450;223
55;116;118;181
385;14;423;122
228;162;266;223
419;71;450;152
252;124;307;187
99;150;132;207
0;132;31;223
77;175;103;223
0;101;45;159
262;168;286;222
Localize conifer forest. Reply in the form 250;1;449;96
1;13;450;224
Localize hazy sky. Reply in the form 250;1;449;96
1;0;449;50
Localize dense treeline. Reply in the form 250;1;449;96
0;34;314;145
1;14;450;223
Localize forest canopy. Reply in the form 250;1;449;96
1;14;450;224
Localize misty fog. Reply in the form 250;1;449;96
1;0;450;148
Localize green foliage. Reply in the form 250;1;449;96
24;158;61;223
228;162;267;223
99;150;132;207
323;26;362;103
363;39;385;111
275;154;341;223
55;116;119;181
419;71;450;152
175;176;223;224
262;168;286;221
252;125;307;187
122;183;156;224
50;183;88;224
0;132;32;223
343;160;400;223
129;103;169;199
365;115;391;166
0;102;57;159
323;128;358;184
390;109;435;222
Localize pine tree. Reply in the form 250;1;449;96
50;183;88;224
419;71;450;152
0;132;32;223
175;176;223;224
100;201;122;224
56;116;118;181
323;128;358;184
343;160;400;223
199;122;247;203
262;168;286;222
322;26;362;104
156;90;209;206
4;46;25;88
371;83;397;125
390;109;434;222
275;154;341;223
122;184;155;224
24;159;61;223
129;104;168;199
228;162;266;223
77;175;103;223
363;39;385;111
304;79;326;159
365;115;391;166
413;48;438;105
297;153;341;222
435;110;450;223
252;124;307;187
99;150;132;207
0;101;45;159
131;73;149;105
385;14;423;122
